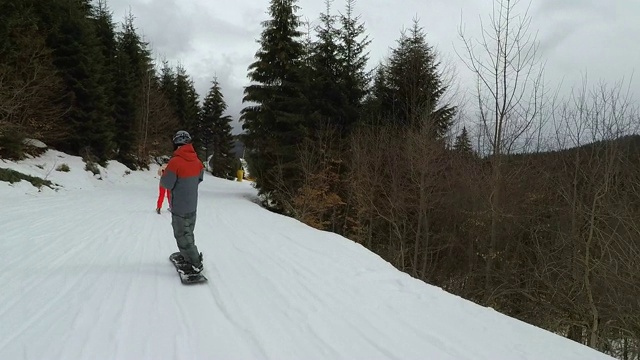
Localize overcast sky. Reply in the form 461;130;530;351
107;0;640;134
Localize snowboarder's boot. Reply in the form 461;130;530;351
169;252;186;266
156;208;161;214
177;253;203;276
177;262;202;275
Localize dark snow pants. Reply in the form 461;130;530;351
171;211;201;266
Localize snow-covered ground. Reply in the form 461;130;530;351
0;150;613;360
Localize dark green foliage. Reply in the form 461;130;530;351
112;13;154;167
0;167;54;189
91;0;118;133
0;2;66;145
159;60;177;107
294;0;372;234
112;44;137;166
0;1;20;56
56;163;71;172
303;0;370;136
0;0;197;165
363;63;392;124
0;127;26;160
84;161;101;176
369;20;455;137
31;0;114;162
200;78;235;178
241;0;308;208
306;1;347;131
454;126;473;154
174;65;201;142
336;0;371;133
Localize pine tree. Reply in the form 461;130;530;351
307;0;346;131
112;48;137;164
454;126;474;154
159;60;177;107
92;0;117;139
40;0;114;163
0;1;67;153
154;60;180;149
113;13;152;167
300;19;314;67
2;0;188;164
137;59;180;157
383;19;456;137
240;0;307;206
337;0;371;133
362;63;392;125
173;64;200;147
201;78;235;178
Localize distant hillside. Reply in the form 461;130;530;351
504;134;640;164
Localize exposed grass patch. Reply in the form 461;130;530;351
0;167;54;189
84;162;100;176
56;163;70;172
0;128;27;160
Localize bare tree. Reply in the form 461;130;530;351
457;0;545;301
145;82;181;156
284;122;345;230
0;25;68;146
348;124;407;264
548;78;640;352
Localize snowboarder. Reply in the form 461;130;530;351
156;161;171;214
160;130;205;275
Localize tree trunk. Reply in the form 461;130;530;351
484;156;501;302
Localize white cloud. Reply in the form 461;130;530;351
107;0;640;134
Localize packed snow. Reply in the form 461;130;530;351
0;150;613;359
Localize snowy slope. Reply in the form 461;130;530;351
0;151;613;360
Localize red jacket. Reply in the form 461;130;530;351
160;144;204;215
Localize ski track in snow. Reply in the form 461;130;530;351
0;154;614;360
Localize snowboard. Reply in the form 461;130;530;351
169;252;207;285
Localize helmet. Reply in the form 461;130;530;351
172;130;192;146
